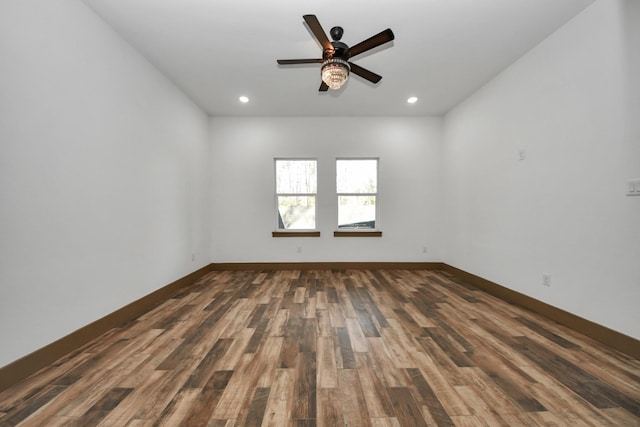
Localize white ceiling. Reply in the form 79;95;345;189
81;0;595;117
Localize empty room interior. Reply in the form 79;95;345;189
1;0;639;425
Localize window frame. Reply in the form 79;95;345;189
335;157;380;234
273;157;319;234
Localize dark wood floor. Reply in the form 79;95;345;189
1;269;638;426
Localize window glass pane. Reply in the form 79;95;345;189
336;159;377;193
278;196;316;229
338;195;376;229
276;160;317;194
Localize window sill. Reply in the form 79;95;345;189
272;231;321;237
334;230;382;237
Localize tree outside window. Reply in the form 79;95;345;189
336;158;378;229
275;159;317;230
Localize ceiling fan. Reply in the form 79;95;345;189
277;15;395;91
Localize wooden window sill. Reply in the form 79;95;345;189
334;230;382;237
272;231;321;237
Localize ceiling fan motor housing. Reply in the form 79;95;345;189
324;41;348;60
330;26;344;41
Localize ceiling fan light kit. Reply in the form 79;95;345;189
277;15;394;92
321;58;350;90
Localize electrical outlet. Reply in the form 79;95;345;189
422;246;428;254
627;179;640;196
542;274;551;287
518;149;527;161
191;253;195;262
297;246;302;253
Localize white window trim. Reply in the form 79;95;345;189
274;157;319;232
335;157;380;232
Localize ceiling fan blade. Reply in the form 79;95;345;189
277;59;323;65
348;28;395;58
348;62;382;84
319;81;329;91
303;14;333;52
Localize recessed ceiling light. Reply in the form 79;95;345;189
407;96;418;104
239;96;249;103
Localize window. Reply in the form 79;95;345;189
275;159;317;230
336;158;378;229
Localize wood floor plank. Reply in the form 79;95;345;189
403;351;473;417
183;338;233;388
213;335;283;422
511;336;618;410
153;388;200;426
0;385;67;426
316;308;333;338
292;351;317;420
345;318;369;353
417;335;470;386
601;407;640;426
336;327;357;369
406;367;455;426
216;328;254;371
1;269;638;427
524;365;618;426
514;315;580;350
261;368;294;427
338;369;371;427
379;318;421;369
242;387;270;427
126;358;216;422
244;318;271;354
328;302;346;328
300;318;317;354
454;385;512;427
0;350;94;408
370;417;401;427
317;388;342;426
39;330;166;420
208;418;236;427
449;414;489;426
355;353;395;418
182;370;234;427
93;370;168;426
268;308;288;338
72;387;133;427
357;286;391;329
468;349;546;413
317;336;338;389
303;293;317;319
387;387;429;427
209;362;253;420
367;337;408;388
315;290;328;311
392;307;427;339
278;306;304;369
255;337;284;389
326;286;339;304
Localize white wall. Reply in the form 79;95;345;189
210;117;443;263
2;0;637;371
0;0;211;367
442;0;640;339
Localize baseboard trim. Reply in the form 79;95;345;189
443;264;640;359
2;261;637;393
0;264;213;392
210;262;445;271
